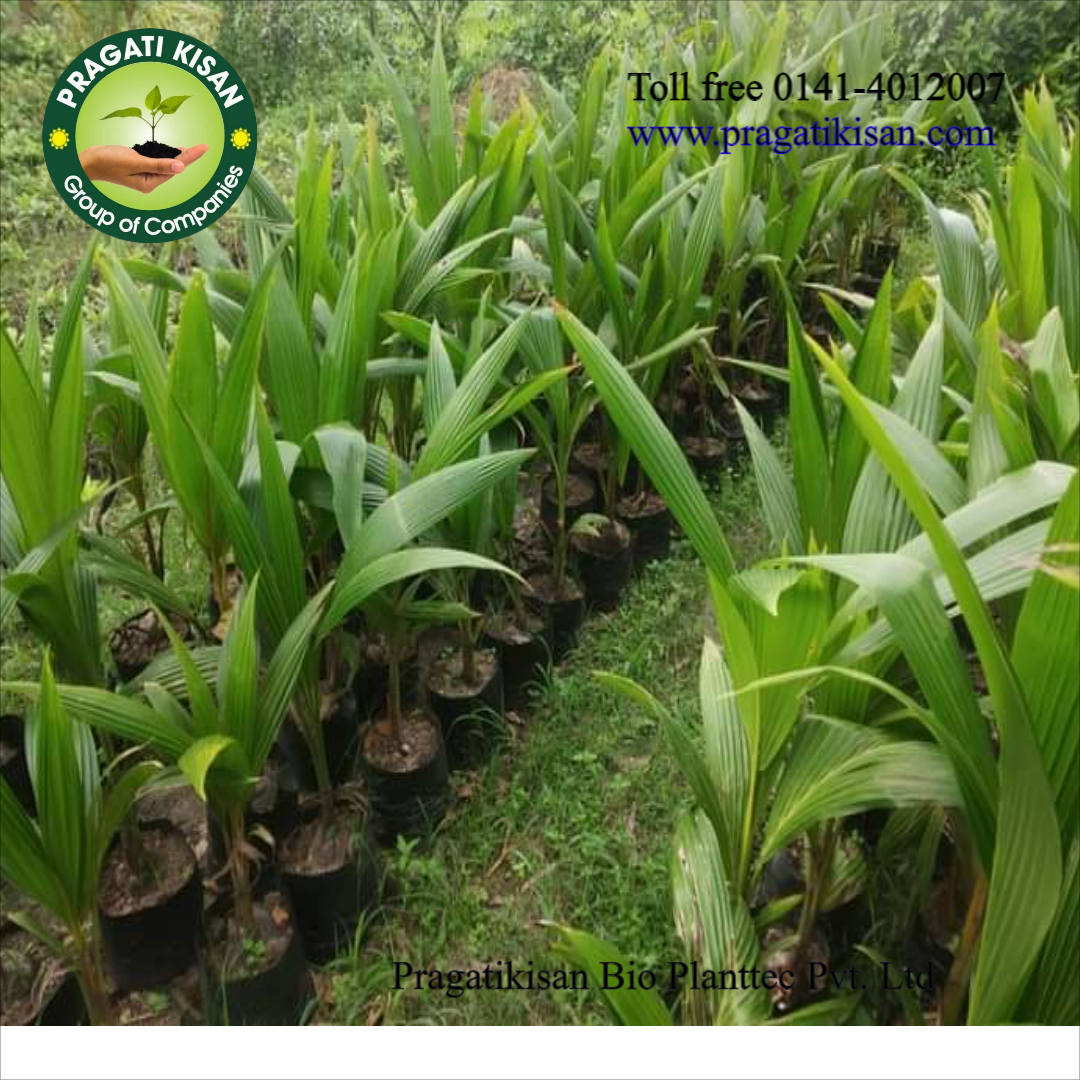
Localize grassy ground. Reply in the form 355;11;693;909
319;462;769;1025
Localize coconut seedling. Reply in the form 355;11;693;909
1;252;212;1006
2;245;195;687
324;456;533;827
99;249;277;630
87;295;159;576
415;322;517;762
309;430;532;792
102;85;190;158
176;390;528;879
324;515;520;839
390;302;559;710
0;655;161;1024
559;627;962;1026
86;242;194;586
958;85;1078;365
793;351;1079;1026
516;308;595;649
1;246;107;688
528;106;723;593
14;579;329;1023
358;576;467;792
244;100;531;466
559;277;1079;1023
199;294;541;790
365;21;538;248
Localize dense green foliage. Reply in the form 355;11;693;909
891;0;1080;130
1;0;1077;1030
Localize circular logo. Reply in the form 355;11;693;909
42;29;256;242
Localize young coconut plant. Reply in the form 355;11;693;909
949;85;1078;369
566;186;724;591
161;343;532;956
98;248;277;631
241;91;531;464
191;295;542;794
529;98;724;579
86;342;163;585
405;314;553;711
357;575;472;836
316;441;529;839
365;21;537;252
10;578;330;1024
3;245;194;731
794;353;1079;1026
1;246;110;688
87;254;206;679
331;313;549;815
416;322;515;766
0;654;161;1025
558;633;960;1025
555;291;1077;1025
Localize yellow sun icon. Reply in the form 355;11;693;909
48;128;70;149
230;128;251;150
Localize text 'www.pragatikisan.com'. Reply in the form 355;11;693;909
626;118;995;154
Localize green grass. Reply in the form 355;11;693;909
320;460;769;1025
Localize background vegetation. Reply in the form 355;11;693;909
3;0;1076;323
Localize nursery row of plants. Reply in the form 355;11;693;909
1;4;1077;1026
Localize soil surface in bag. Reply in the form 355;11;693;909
364;711;441;772
99;826;194;917
427;647;499;697
280;814;354;875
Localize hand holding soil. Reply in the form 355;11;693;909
79;143;209;194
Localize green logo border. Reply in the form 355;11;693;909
43;28;257;242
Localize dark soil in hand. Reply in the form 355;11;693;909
428;646;498;697
99;827;195;918
364;711;440;773
131;141;181;158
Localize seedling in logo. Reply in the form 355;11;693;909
102;84;191;158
